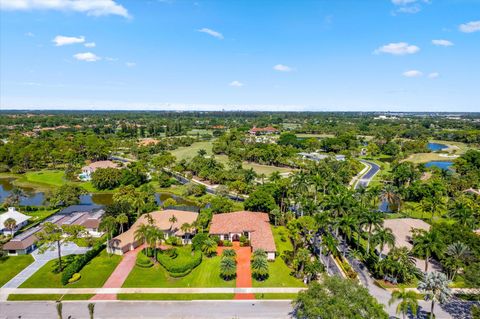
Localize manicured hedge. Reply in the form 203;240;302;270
61;244;104;285
136;251;153;268
68;273;81;283
157;248;202;275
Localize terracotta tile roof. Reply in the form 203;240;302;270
249;126;279;133
82;160;119;172
111;210;198;250
209;211;276;252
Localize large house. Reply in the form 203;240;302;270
80;160;119;181
2;205;105;256
108;210;198;255
0;207;31;235
248;126;279;136
209;211;277;260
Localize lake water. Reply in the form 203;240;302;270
425;161;453;170
0;178;197;208
427;142;448;152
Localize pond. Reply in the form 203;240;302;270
0;178;197;208
427;142;448;152
425;161;453;170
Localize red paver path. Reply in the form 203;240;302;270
217;242;255;300
91;244;144;300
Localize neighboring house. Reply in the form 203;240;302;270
381;218;430;256
298;152;346;162
80;160;119;181
0;207;31;235
209;211;277;260
2;205;105;255
108;209;198;255
249;126;279;136
2;226;42;255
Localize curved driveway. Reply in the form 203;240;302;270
355;160;380;189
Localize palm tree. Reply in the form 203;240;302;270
9;187;26;206
180;222;192;243
444;242;471;280
381;184;401;213
222;249;236;258
412;229;444;272
147;227;164;262
132;196;144;219
388;289;419;319
259;173;267;185
361;210;383;254
421;193;447;221
418;272;452;319
134;224;151;253
168;214;178;230
251;254;269;280
197;149;207;157
99;216;117;254
252;249;267;259
201;238;217;257
270;171;282;183
56;301;63;319
220;256;236;280
448;205;475;228
336;214;357;256
4;217;17;236
373;227;395;257
321;233;338;270
88;303;95;319
116;213;129;233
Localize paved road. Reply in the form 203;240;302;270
2;243;90;289
0;300;294;319
355;160;380;189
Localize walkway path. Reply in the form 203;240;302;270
217;242;255;300
2;243;90;289
91;245;144;301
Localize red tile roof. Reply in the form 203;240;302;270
249;126;278;133
209;211;276;252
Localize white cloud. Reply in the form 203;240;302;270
84;42;96;48
24;32;34;37
459;21;480;33
229;80;244;87
374;42;420;55
0;0;130;18
432;39;453;47
53;35;85;46
392;0;417;4
273;64;293;72
125;62;136;67
403;70;423;77
428;72;440;79
197;28;224;39
73;52;101;62
391;0;430;14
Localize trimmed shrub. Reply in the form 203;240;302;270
61;244;104;285
136;252;153;268
157;248;202;275
192;233;209;251
240;235;250;247
222;249;236;258
223;240;233;247
220;256;236;280
68;273;81;283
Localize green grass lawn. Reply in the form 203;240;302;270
20;250;121;288
253;226;305;288
12;170;97;193
8;294;94;301
171;141;214;161
216;154;293;176
118;293;234;300
123;254;235;288
255;293;299;299
0;255;34;287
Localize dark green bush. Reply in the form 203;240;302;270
136;252;153;268
61;244;104;285
157;248;202;275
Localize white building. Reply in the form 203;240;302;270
0;207;31;235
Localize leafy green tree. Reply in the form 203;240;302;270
209;196;234;214
244;189;277;212
293;275;388;319
373;227;395;257
412;229;444;272
48;184;86;207
4;217;17;236
37;222;87;270
418;272;452;319
91;168;122;190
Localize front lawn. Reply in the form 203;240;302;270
20;250;121;288
24;170;65;187
255;293;299;299
8;294;94;301
253;226;304;287
0;255;34;287
123;254;235;288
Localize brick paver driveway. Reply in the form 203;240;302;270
218;242;255;300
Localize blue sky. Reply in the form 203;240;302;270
0;0;479;112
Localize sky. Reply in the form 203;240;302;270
0;0;479;112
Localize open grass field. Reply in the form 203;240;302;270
7;294;94;301
118;293;234;300
404;152;458;164
296;133;334;139
11;170;97;193
253;226;305;288
20;250;121;288
0;255;34;287
123;254;235;288
170;141;214;161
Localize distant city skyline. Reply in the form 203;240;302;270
1;0;479;112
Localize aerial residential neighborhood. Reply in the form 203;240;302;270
1;1;479;319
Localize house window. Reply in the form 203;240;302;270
243;231;249;239
224;234;230;240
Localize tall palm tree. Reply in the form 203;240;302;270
381;184;401;213
269;171;282;183
4;218;17;236
336;214;357;256
134;224;151;253
361;210;383;254
168;215;178;231
388;289;419;319
201;238;217;257
220;256;236;280
251;254;269;280
373;227;395;257
10;187;26;207
448;205;475;228
132;196;145;219
147;227;164;262
116;213;129;233
412;229;444;272
100;216;117;253
418;272;452;319
445;242;471;280
180;222;192;243
321;233;338;270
